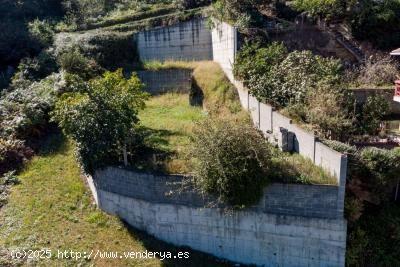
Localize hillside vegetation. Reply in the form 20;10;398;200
0;134;229;267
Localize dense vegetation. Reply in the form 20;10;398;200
324;140;400;266
51;70;148;173
293;0;400;49
191;117;272;207
233;41;390;141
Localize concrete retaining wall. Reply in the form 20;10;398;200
137;69;192;95
135;18;213;62
92;167;347;267
94;167;343;219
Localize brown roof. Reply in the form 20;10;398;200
390;48;400;56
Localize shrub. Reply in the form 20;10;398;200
211;0;264;29
235;42;343;108
359;147;400;199
293;0;346;19
359;95;390;135
28;19;55;48
273;50;342;106
0;171;20;186
356;56;399;87
306;84;355;140
190;117;272;207
233;41;287;84
54;31;138;69
0;138;34;175
51;69;148;173
58;47;103;79
1;73;62;139
10;51;58;87
174;0;211;9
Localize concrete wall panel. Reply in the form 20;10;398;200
137;69;192;95
136;18;213;62
94;167;347;267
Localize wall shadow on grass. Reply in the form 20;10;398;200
121;220;244;267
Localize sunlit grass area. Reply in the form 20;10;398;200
0;134;230;267
138;93;206;174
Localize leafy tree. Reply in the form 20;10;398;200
51;69;148;172
191;117;272;207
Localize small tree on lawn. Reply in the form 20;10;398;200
51;69;148;173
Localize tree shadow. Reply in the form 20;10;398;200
121;220;243;267
127;126;186;174
35;130;69;157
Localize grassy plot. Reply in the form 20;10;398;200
0;134;229;267
137;93;206;174
135;61;337;185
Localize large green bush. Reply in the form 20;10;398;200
10;51;58;88
51;69;148;172
234;42;343;107
211;0;265;29
358;95;390;135
306;84;354;140
190;117;272;207
0;73;63;140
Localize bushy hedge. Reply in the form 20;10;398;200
190;117;272;208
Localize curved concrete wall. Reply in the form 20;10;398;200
91;167;347;267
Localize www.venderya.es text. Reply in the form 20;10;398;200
11;249;190;261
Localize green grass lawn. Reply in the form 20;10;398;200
138;92;206;174
0;134;229;267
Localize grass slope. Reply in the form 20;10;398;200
0;134;229;267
